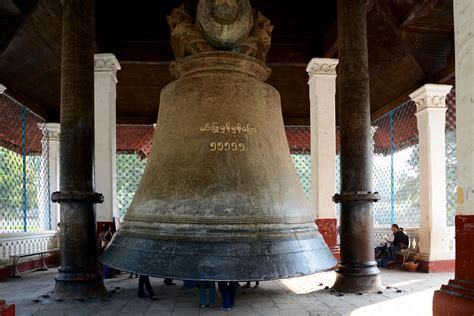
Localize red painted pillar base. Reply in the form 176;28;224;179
0;300;15;316
433;215;474;315
316;218;340;261
417;260;455;273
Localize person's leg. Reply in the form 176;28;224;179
242;281;251;289
219;282;230;309
164;278;175;285
387;244;398;269
254;281;260;289
199;282;207;306
209;282;216;306
138;275;146;297
387;244;395;261
229;282;238;308
143;276;156;298
375;246;385;259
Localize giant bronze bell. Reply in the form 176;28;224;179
100;0;336;281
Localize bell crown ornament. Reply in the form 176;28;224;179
100;0;336;281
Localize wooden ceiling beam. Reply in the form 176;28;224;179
0;0;39;53
429;61;455;84
400;0;448;29
370;82;423;121
0;80;49;120
322;22;338;58
402;25;454;34
322;0;377;58
377;0;427;77
371;60;454;121
283;117;310;126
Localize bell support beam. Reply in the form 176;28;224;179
332;0;382;293
51;0;107;300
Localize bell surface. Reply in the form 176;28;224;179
100;51;336;281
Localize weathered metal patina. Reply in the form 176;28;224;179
100;1;336;281
52;0;108;300
332;0;383;293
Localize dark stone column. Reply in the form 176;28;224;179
51;0;107;300
332;0;382;293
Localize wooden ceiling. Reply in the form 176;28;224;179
0;0;454;125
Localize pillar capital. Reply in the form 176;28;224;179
409;84;452;113
94;54;121;82
0;84;6;94
306;58;338;82
40;123;61;142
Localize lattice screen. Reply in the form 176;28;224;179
115;125;154;219
0;94;50;233
371;101;420;228
445;89;456;226
285;126;311;204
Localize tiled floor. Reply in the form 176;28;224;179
0;268;452;316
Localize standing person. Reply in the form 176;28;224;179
198;281;216;308
218;281;239;311
138;275;158;300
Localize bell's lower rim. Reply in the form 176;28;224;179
99;227;337;281
119;219;320;239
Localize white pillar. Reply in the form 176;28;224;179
94;54;120;223
410;84;453;262
455;0;474;218
41;123;61;230
306;58;338;219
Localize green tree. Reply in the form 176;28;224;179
0;147;39;231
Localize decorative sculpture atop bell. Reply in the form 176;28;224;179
100;0;336;281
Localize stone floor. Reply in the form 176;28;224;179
0;268;452;316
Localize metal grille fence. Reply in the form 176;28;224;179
372;101;420;228
286;126;311;204
116;125;154;219
0;94;50;233
445;89;456;226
